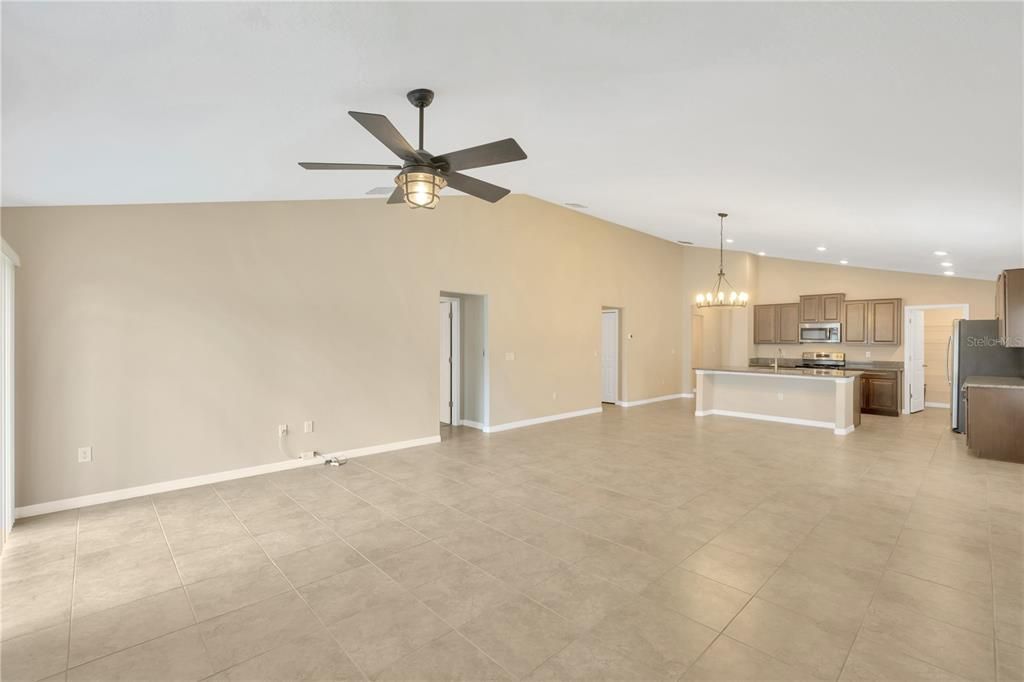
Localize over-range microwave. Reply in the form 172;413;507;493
799;322;842;343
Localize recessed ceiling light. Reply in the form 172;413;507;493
940;261;953;267
816;246;827;252
839;260;849;265
757;251;766;256
725;238;734;244
944;271;955;276
933;250;948;256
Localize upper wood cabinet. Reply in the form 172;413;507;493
996;268;1024;347
869;298;901;345
821;294;844;322
778;303;800;344
800;294;845;323
843;300;868;344
753;305;779;344
754;303;800;345
799;295;820;323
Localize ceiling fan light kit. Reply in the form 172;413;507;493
695;212;749;308
299;88;526;209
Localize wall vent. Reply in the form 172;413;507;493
564;202;588;209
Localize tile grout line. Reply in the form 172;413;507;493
62;509;82;674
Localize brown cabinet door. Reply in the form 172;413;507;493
1004;269;1024;347
843;300;868;344
753;305;778;344
821;294;845;322
799;295;821;323
996;272;1006;341
778;303;800;344
862;375;900;416
869;299;901;345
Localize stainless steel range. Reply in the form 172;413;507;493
797;351;846;369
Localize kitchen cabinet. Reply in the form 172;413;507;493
800;294;845;323
754;303;800;344
778;303;800;344
868;298;901;345
843;300;868;343
965;382;1024;462
842;298;902;345
996;268;1024;347
799;295;820;323
861;371;901;416
754;305;779;344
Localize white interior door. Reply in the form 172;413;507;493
601;310;619;403
439;298;460;425
1;245;16;542
440;301;452;424
908;308;926;413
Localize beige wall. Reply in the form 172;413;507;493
923;307;961;405
751;256;994;362
3;196;686;506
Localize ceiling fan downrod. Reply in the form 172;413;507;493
406;88;434;152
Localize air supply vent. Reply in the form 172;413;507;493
564;202;588;209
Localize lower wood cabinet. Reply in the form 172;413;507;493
966;386;1024;462
861;371;900;416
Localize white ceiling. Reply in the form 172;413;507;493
3;2;1021;279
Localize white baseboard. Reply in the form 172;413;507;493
460;420;485;431
14;434;441;519
616;393;690;407
695;409;851;435
485;407;602;433
925;402;951;409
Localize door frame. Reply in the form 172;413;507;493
601;308;620;404
1;241;20;546
902;303;969;414
440;297;461;426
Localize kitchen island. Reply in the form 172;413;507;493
695;366;863;435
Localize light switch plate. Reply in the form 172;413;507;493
505;352;515;361
78;446;92;463
304;420;314;434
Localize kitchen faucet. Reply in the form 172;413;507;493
773;348;783;372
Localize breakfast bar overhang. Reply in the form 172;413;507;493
694;367;862;435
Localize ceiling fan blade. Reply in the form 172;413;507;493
432;138;527;172
386;186;405;204
298;162;402;170
445;172;511;203
348;111;420;162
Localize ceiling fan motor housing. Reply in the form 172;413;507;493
407;88;434;109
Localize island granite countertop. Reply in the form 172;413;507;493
698;366;863;380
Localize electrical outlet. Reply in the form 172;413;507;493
865;351;871;358
300;450;318;459
505;351;515;361
278;424;289;437
777;392;784;401
303;420;314;434
78;446;92;463
552;392;557;400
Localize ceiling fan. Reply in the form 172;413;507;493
299;89;527;209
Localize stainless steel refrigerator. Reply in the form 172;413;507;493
950;319;1024;432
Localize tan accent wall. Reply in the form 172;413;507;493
923;307;961;405
3;196;686;506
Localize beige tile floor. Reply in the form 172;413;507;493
2;402;1022;681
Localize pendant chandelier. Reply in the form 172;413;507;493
695;212;749;308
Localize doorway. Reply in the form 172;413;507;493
439;297;461;426
904;304;969;414
691;313;704;390
601;309;619;404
